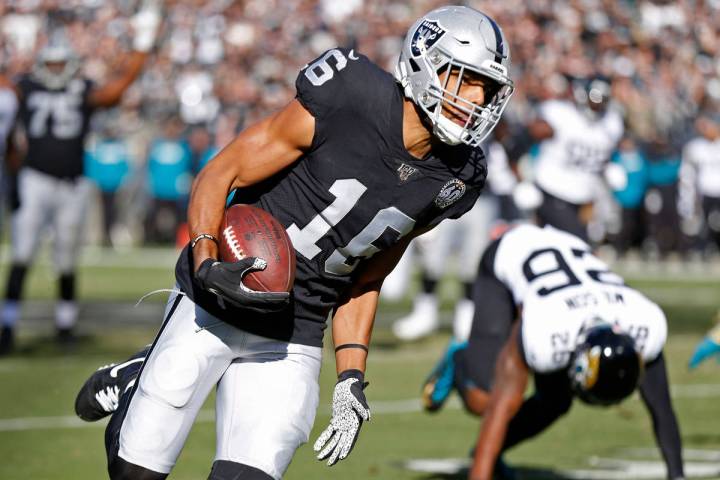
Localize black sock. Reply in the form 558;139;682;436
5;264;28;301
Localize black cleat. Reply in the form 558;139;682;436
74;347;150;421
0;326;14;356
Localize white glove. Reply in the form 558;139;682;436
512;181;543;211
131;3;162;52
604;162;628;191
313;370;370;466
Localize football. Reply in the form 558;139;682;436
219;204;296;293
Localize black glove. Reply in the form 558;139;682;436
313;369;370;466
194;257;290;313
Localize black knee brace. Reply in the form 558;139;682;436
208;460;274;480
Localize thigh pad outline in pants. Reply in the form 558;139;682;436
118;295;237;474
214;339;322;480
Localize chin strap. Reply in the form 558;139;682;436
434;112;465;146
393;60;413;99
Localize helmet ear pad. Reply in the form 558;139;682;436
569;325;642;406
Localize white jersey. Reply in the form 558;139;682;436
681;136;720;197
534;100;624;204
493;224;667;374
0;87;19;161
486;140;516;196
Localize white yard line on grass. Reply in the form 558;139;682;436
0;384;718;433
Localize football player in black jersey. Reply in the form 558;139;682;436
0;7;161;355
72;6;515;480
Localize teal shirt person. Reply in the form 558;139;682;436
85;138;130;193
147;138;193;201
611;148;649;209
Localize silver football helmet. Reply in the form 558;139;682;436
394;6;514;147
32;42;80;90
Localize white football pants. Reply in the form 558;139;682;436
118;291;322;479
11;167;92;273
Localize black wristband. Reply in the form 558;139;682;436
334;343;369;353
338;369;365;383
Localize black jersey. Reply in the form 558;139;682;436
17;75;95;179
175;48;487;347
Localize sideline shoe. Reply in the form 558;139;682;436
74;347;150;421
392;293;439;341
422;339;467;412
0;326;14;355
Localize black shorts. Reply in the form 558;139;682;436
703;195;720;234
456;238;517;392
536;187;588;241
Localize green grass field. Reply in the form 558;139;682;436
0;248;719;479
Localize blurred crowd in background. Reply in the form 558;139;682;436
1;0;720;257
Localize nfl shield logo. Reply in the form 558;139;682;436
411;20;446;57
434;179;466;209
397;163;418;182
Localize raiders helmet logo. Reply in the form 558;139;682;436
434;179;466;209
411;20;446;57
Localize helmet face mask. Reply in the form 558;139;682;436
569;323;643;406
395;6;514;147
32;43;79;90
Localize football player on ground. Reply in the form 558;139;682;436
422;224;684;480
0;7;161;354
73;6;515;480
529;77;624;241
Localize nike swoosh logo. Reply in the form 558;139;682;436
110;358;145;378
348;49;359;60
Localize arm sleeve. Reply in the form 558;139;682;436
638;353;685;479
